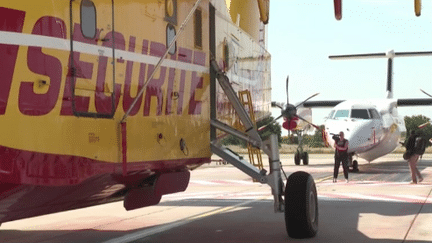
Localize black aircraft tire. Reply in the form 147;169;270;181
352;160;359;172
294;152;301;165
285;171;318;239
303;152;309;165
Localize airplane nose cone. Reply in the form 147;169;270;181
343;122;375;153
326;120;375;154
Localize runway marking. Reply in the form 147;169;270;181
161;191;271;201
319;192;432;203
189;179;255;186
101;196;271;243
319;180;432;187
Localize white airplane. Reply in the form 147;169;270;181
272;50;432;170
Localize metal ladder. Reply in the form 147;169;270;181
238;90;264;171
210;60;284;212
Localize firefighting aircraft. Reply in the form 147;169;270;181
0;0;319;239
272;50;432;171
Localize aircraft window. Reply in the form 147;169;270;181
334;110;349;118
194;8;202;48
369;109;380;119
166;24;176;55
327;110;335;119
351;109;370;119
80;0;97;39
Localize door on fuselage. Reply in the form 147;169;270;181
69;0;117;118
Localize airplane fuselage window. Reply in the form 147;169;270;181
81;0;97;39
351;109;370;119
327;110;335;119
368;109;380;119
334;109;349;118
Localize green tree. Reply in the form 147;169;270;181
404;115;432;144
256;116;282;144
307;125;326;148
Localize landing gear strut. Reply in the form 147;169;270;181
211;60;318;239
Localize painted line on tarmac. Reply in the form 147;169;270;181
101;195;271;243
319;192;432;203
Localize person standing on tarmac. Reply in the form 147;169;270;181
405;130;424;184
333;131;349;183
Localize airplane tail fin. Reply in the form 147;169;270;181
330;50;432;99
386;57;393;99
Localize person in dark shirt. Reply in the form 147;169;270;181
405;130;424;184
333;131;349;183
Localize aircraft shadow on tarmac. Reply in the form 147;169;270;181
2;159;432;243
1;196;431;243
134;197;432;243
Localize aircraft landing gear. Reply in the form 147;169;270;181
294;131;309;165
294;151;301;165
285;171;318;238
211;64;318;238
348;153;359;172
295;150;309;165
302;151;309;165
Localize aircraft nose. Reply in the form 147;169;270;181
343;122;374;152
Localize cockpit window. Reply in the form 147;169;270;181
327;110;335;119
351;109;370;119
369;109;380;119
334;110;349;118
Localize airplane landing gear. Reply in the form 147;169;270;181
295;150;309;165
294;131;309;165
303;151;309;165
285;171;318;238
348;153;359;172
294;151;301;165
352;160;359;172
211;65;318;239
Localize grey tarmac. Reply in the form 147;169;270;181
1;153;432;243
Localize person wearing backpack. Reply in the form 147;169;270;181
406;130;424;184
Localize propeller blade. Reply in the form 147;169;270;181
258;114;284;131
418;122;430;129
296;115;321;130
271;101;284;109
286;75;289;105
421;89;432;98
295;92;320;108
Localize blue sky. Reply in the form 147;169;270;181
268;1;432;135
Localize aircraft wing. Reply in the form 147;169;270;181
302;100;345;108
397;99;432;106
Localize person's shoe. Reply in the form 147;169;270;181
346;179;349;183
333;178;337;183
419;177;424;183
410;181;417;184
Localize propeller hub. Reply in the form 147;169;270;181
282;104;297;119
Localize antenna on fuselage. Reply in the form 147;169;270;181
329;49;432;99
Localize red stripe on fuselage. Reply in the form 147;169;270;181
0;144;209;187
0;7;26;115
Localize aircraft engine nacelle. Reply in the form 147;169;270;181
282;117;299;131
